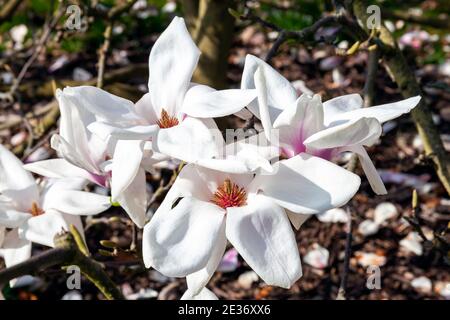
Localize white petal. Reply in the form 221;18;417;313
111;140;145;201
304;117;382;149
56;89;96;163
58;86;139;124
181;288;218;300
0;207;31;228
286;211;310;230
322;94;363;126
254;66;274;141
273;94;325;152
18;211;74;247
186;221;226;295
43;190;111;215
251;153;361;214
342;145;387;195
142;197;225;277
24;159;92;180
226;194;302;288
242;54;297;118
153;117;220;162
182;84;257;118
0;229;32;268
115;168;147;228
328;96;421;125
51;134;100;175
134;92;159;124
87;122;158;141
0;144;39;206
148;16;200;115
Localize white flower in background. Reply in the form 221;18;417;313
0;144;110;271
142;153;360;295
23;88;148;227
241;54;421;196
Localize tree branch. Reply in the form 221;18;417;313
350;0;450;196
0;227;124;300
0;0;23;24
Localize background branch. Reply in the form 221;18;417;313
0;227;124;300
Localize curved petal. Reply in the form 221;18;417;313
341;145;387;195
186;221;226;295
56;89;96;163
181;288;218;300
0;145;39;205
134;92;159;124
322;94;363;126
43;190;111;215
111;140;145;201
18;210;72;247
115;168;147;228
242;54;297;118
273;94;325;153
142;197;225;277
0;207;31;228
286;211;310;230
58;86;139;124
51;134;100;175
328;96;421;125
87;122;158;141
304;117;382;149
182;84;257;118
24;159;92;181
254;66;274;141
148;16;200;115
251;153;361;214
153;117;220;163
226;194;302;289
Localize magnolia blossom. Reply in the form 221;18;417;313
78;17;258;210
0;144;110;270
241;54;421;196
143;153;360;295
23;88;149;227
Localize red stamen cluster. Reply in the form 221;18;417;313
157;109;179;129
211;179;247;209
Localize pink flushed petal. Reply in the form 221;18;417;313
88;172;109;188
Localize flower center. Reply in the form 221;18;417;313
157;109;179;129
211;179;247;209
29;201;44;217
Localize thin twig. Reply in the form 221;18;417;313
8;3;65;98
97;22;113;88
336;207;353;300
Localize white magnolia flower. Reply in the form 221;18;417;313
0;144;110;269
78;17;256;211
142;153;360;295
88;16;256;158
23;88;148;227
242;54;421;195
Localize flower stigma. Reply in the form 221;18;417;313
211;178;247;209
157;109;179;128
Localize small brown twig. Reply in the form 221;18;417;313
7;3;65;99
97;21;113;89
336;207;353;300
